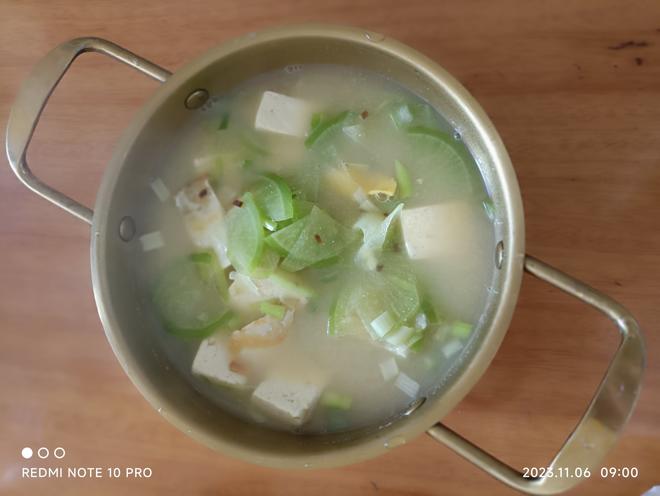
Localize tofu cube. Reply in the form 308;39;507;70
175;178;230;268
192;337;247;388
252;378;321;426
400;202;481;260
255;91;311;137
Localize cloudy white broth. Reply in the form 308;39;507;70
140;65;496;434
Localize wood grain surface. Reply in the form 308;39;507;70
1;1;658;495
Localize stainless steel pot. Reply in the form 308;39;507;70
5;24;645;495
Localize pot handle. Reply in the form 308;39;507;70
5;37;171;224
427;255;645;495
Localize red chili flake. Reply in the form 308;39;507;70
314;234;323;244
360;110;369;119
233;199;244;207
198;188;208;199
376;264;384;272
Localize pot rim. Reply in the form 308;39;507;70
91;23;525;468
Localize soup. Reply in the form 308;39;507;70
139;65;495;434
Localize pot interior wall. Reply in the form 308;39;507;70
93;29;519;467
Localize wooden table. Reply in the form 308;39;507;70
1;1;658;494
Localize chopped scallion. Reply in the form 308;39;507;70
305;111;352;148
370;311;396;338
259;301;287;320
451;321;473;339
394;160;412;199
321;391;352;410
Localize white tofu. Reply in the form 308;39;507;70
254;91;311;137
252;378;321;426
175;178;230;268
192;337;247;388
400;202;481;260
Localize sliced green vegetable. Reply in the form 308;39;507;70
328;282;368;338
407;125;452;142
407;126;473;167
451;321;473;339
309;255;341;268
153;255;233;339
419;294;441;326
409;102;436;127
305;111;353;148
267;270;316;299
287;160;326;202
272;198;314;230
226;192;264;274
394;160;412;199
259;301;287;320
385;101;437;129
353;203;403;270
251;246;280;278
189;250;228;299
330;253;421;348
189;252;214;264
252;173;294;222
321;391;352;410
292;199;314;219
327;295;339;335
310;112;323;130
378;254;421;324
313;261;343;282
408;330;427;351
280;206;356;272
405;125;474;200
265;217;307;256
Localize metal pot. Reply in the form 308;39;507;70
5;24;645;495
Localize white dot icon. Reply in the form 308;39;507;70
21;447;33;459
